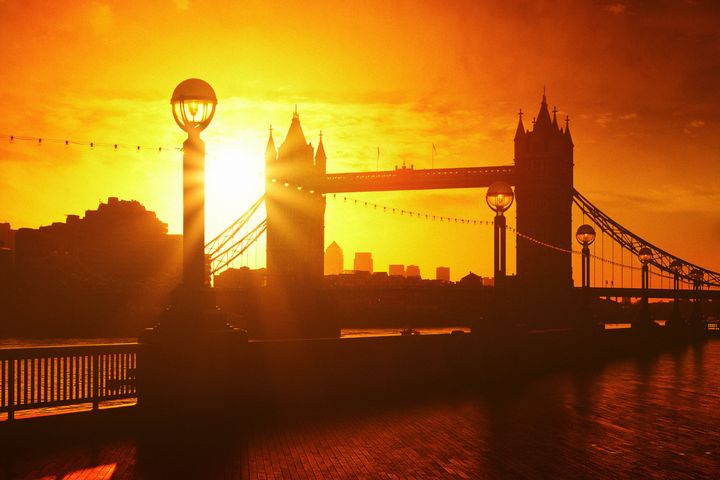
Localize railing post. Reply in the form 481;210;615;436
92;353;99;411
8;358;15;421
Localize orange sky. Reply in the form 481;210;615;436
1;0;719;281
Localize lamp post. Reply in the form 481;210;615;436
690;268;703;291
668;259;683;329
575;224;596;288
635;246;653;329
170;79;217;302
638;247;652;291
575;224;597;330
486;182;514;283
689;268;704;330
670;260;682;291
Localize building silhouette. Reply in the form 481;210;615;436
214;266;266;289
1;198;183;336
514;93;573;293
354;252;373;273
389;264;405;277
436;266;450;282
0;222;14;250
406;265;421;278
324;241;344;276
12;197;182;288
460;271;483;286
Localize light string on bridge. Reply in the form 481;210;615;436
207;176;710;290
271;177;661;274
0;133;182;153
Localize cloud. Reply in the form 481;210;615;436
688;119;706;128
589;111;637;128
604;3;628;16
172;0;189;10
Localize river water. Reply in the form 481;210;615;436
0;327;471;348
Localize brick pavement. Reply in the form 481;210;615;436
2;397;491;479
3;372;720;479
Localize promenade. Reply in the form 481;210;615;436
4;338;720;480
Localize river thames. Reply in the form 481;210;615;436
3;336;719;479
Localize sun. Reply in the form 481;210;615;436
204;141;265;241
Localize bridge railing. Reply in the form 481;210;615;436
0;343;138;421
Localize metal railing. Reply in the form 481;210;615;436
0;343;138;421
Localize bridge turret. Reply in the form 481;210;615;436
265;126;277;166
315;131;327;175
514;110;526;144
564;115;574;147
264;110;329;337
533;91;553;133
513;91;574;313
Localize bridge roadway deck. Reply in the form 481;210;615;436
319;165;515;193
588;287;720;299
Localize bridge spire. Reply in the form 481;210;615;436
534;89;552;131
280;107;309;160
552;106;559;130
315;130;327;173
514;108;526;141
564;115;574;146
265;124;276;163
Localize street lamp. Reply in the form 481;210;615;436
635;246;653;329
668;259;683;329
575;224;595;288
171;79;217;295
638;247;652;290
486;182;514;282
690;268;703;291
669;259;682;290
689;268;704;329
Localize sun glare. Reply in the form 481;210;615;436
205;141;265;240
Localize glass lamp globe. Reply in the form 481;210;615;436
690;268;703;281
171;78;217;132
638;247;653;265
575;224;596;246
669;259;682;273
486;182;514;214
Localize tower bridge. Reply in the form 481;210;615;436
262;92;574;296
207;92;720;337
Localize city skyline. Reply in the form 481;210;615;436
1;1;719;280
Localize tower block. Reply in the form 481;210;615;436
262;111;332;337
513;93;574;308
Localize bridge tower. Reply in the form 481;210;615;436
263;110;329;336
513;93;574;301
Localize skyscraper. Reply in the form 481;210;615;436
324;241;344;275
388;264;405;277
353;252;373;273
406;265;421;278
436;266;450;282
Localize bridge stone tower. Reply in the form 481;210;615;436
262;110;330;337
513;93;574;299
265;110;326;289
